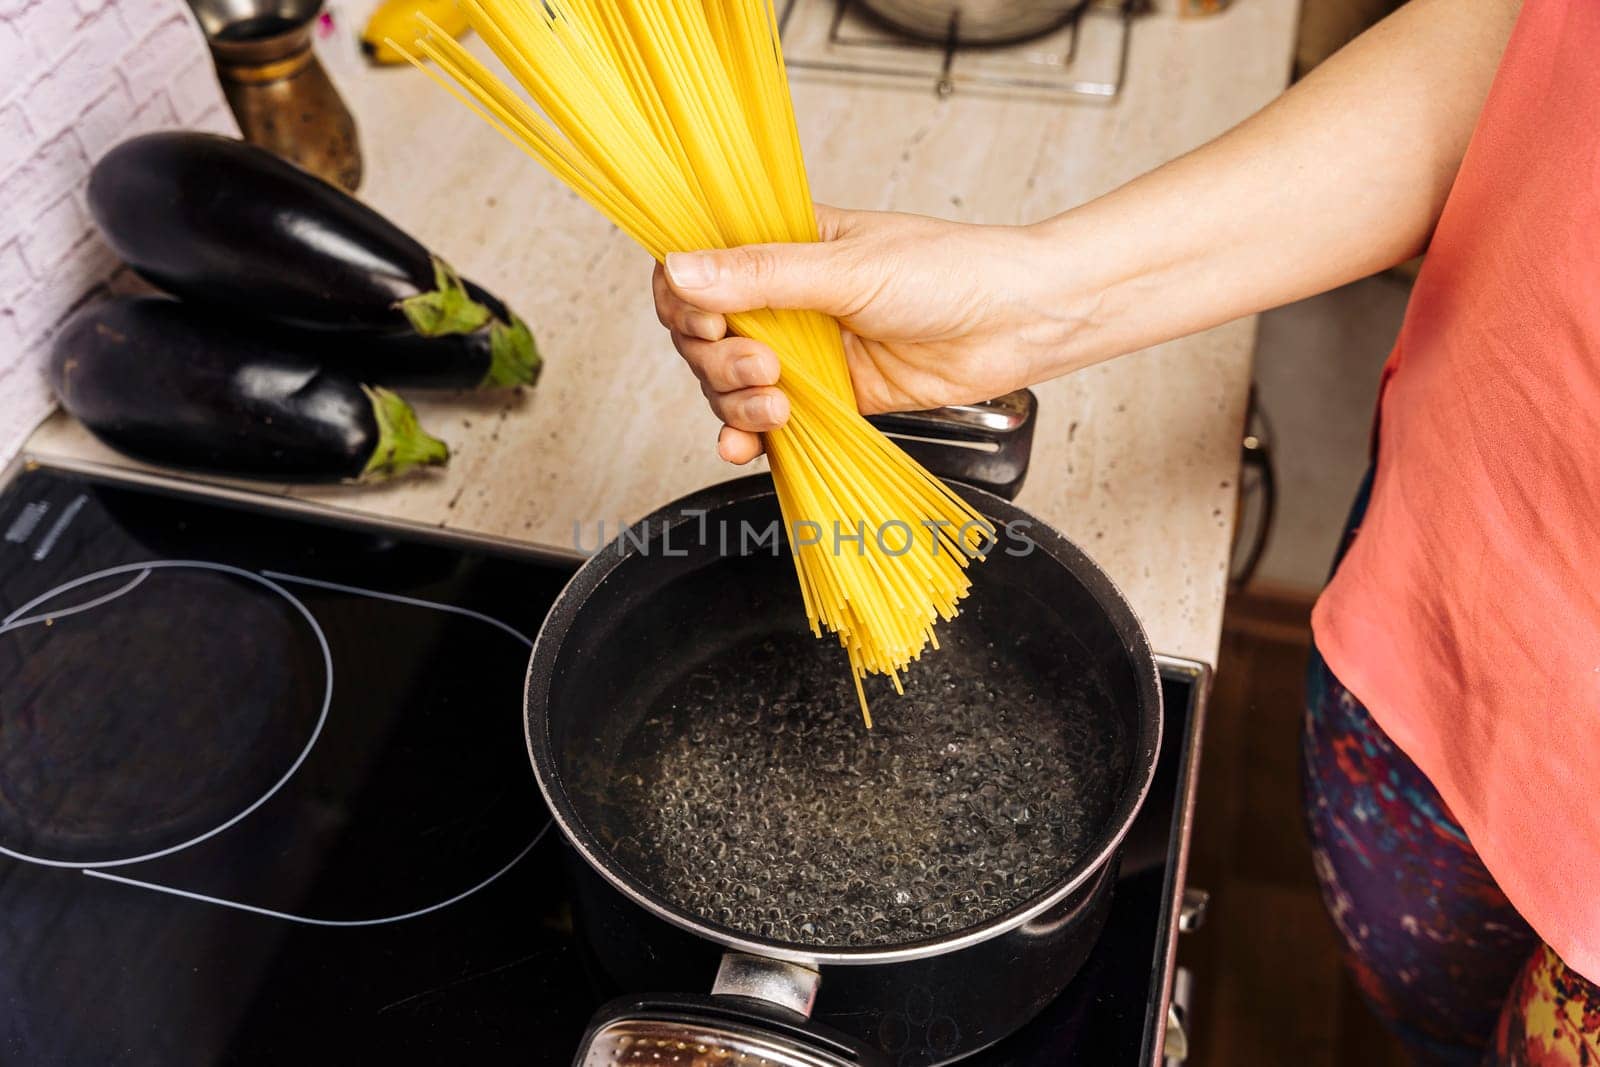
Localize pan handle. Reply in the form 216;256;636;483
867;389;1038;501
710;952;821;1017
572;952;886;1066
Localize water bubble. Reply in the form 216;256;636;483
585;622;1126;947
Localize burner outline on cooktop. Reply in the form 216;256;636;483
82;822;553;927
0;559;334;870
0;561;553;926
0;567;150;631
260;571;536;646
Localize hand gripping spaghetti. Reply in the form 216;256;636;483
399;1;994;724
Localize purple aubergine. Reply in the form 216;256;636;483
49;297;449;483
85;132;537;385
283;314;538;390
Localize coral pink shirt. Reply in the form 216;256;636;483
1312;0;1600;982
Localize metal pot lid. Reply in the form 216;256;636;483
580;1018;851;1067
576;986;889;1067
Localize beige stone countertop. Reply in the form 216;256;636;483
26;0;1298;666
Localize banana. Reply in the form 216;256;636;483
361;0;468;65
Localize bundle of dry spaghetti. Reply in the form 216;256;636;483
400;0;993;724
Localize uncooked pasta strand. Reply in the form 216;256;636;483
395;0;995;724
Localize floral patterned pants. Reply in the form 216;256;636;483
1304;474;1600;1065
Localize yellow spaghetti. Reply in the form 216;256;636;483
398;1;993;725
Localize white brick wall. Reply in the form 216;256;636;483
0;0;236;464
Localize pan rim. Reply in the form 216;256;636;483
523;473;1163;967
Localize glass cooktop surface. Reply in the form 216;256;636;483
0;464;1194;1066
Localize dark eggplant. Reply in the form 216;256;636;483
86;132;538;383
50;297;449;483
464;279;512;324
286;315;538;390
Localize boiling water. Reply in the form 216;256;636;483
595;618;1128;948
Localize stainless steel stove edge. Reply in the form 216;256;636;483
12;452;589;567
1148;653;1212;1066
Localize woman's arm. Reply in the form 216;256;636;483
654;0;1522;463
1051;0;1520;367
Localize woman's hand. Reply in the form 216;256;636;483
653;0;1519;464
652;205;1081;463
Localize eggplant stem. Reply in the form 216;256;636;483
360;385;450;480
483;312;542;387
397;257;493;338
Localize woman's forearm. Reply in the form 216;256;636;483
1032;0;1521;377
652;0;1522;448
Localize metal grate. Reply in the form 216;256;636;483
777;0;1137;100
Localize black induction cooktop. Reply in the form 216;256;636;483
0;461;1204;1066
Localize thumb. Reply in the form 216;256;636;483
663;241;857;318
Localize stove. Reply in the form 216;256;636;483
0;458;1208;1066
778;0;1138;100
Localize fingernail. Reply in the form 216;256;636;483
687;311;721;341
666;252;716;289
745;394;777;426
733;353;770;386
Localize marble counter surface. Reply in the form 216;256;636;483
26;0;1298;665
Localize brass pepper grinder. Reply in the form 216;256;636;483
190;0;363;191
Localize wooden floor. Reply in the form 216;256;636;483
1177;586;1410;1066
